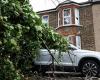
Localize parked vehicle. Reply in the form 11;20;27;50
33;44;100;77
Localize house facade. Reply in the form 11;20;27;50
38;0;100;51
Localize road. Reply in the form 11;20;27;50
31;71;100;80
24;71;100;80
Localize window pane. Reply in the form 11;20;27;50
42;15;49;25
64;17;70;24
63;9;71;25
64;9;70;16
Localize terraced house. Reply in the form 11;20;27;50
37;0;100;51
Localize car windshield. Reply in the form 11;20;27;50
68;44;79;50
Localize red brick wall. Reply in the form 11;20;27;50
49;11;58;28
80;5;95;50
38;11;58;29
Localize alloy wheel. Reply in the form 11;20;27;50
82;61;99;77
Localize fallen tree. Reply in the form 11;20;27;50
0;0;68;80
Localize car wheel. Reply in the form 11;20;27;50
81;60;99;77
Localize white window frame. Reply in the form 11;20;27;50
58;11;60;27
58;12;60;27
76;36;81;49
42;15;49;25
63;8;72;26
75;8;80;25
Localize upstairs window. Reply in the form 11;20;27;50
63;9;71;25
42;15;49;25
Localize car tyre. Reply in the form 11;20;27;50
81;60;99;77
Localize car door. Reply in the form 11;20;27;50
34;49;52;65
61;50;77;66
53;48;77;67
51;49;77;72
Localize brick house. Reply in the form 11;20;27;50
37;0;100;51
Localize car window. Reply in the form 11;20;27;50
68;44;79;50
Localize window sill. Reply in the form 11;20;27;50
56;24;82;30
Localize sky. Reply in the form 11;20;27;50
30;0;88;12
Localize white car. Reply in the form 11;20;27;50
33;44;100;77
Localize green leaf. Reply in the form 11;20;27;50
1;0;8;4
35;26;42;31
0;41;2;45
10;38;17;46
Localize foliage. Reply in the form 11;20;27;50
0;0;68;79
0;58;21;80
41;24;67;51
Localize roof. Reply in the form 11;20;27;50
37;0;100;14
37;0;79;14
60;0;78;4
56;0;79;8
37;8;56;14
79;1;91;5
